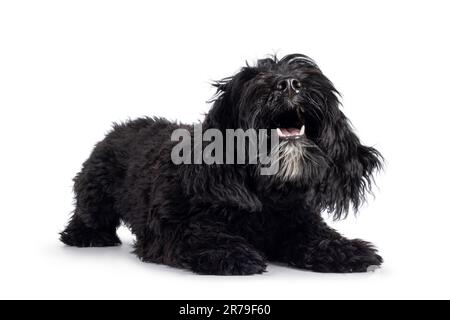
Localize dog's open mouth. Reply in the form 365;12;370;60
272;109;305;140
277;127;305;139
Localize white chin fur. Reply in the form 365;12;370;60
271;140;305;181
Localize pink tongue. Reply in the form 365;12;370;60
280;128;301;136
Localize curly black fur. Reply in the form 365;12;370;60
60;54;383;275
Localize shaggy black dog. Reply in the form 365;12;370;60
61;54;383;275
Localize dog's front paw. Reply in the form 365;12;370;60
189;246;267;275
299;238;383;273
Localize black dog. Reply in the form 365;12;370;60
61;54;383;275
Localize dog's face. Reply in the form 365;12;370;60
236;54;334;138
207;54;337;182
203;54;382;217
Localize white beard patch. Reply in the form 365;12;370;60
271;140;306;181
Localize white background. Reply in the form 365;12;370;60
1;0;449;299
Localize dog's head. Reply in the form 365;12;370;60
206;54;330;133
201;54;383;218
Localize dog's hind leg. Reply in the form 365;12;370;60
60;144;122;247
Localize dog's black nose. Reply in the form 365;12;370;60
276;78;301;95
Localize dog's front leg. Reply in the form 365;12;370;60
135;217;267;275
277;214;383;273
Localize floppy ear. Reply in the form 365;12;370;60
319;108;383;219
181;164;262;213
185;67;262;213
204;67;259;131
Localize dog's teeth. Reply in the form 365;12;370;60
276;128;284;137
299;125;305;135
